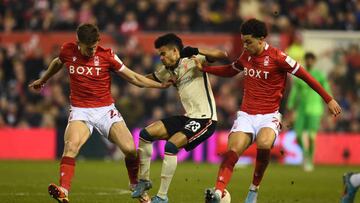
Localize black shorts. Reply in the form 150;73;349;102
161;116;217;151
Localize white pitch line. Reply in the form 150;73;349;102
0;188;131;196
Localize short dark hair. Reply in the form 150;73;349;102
154;33;183;51
76;23;100;44
240;19;268;38
305;52;316;60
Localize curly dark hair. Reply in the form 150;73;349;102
76;23;100;44
240;19;268;38
154;33;184;51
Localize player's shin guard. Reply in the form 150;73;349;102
125;151;140;185
252;148;270;186
59;156;76;191
215;150;239;193
157;142;178;199
139;129;154;180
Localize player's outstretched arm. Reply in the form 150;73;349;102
197;63;239;77
28;57;64;90
294;67;342;116
117;66;173;89
180;46;228;62
198;48;228;62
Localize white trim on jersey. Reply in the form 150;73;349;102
285;56;296;67
231;62;241;71
114;54;125;71
291;63;300;74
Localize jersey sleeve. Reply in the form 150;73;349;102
153;66;170;82
319;71;332;95
202;55;243;77
189;54;207;71
108;50;124;72
276;50;332;103
112;54;125;71
276;50;302;75
232;54;244;71
59;43;73;63
195;54;207;64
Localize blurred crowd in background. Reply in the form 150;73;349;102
1;0;360;32
0;0;359;134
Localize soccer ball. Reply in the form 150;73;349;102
220;189;231;203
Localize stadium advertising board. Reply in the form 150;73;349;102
132;129;360;165
0;128;56;160
1;128;359;165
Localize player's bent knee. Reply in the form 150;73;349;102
164;141;179;155
122;145;137;157
140;128;154;142
257;140;274;149
63;141;81;156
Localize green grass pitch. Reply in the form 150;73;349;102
0;160;358;203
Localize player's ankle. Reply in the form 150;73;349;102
60;186;69;196
249;184;259;191
215;189;222;197
156;193;167;199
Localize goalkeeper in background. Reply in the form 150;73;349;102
287;52;331;172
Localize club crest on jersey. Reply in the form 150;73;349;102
264;56;269;66
94;56;99;66
72;56;77;62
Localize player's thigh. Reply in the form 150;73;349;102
167;132;188;149
145;120;176;140
108;121;136;155
63;121;91;155
256;127;276;149
227;131;252;156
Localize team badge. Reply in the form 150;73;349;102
72;56;77;62
94;56;99;66
264;56;269;66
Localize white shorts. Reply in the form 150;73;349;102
230;111;282;143
68;104;124;138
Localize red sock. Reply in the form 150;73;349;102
125;152;139;185
59;156;76;191
215;150;239;193
252;149;270;186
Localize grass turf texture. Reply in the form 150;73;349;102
0;160;358;203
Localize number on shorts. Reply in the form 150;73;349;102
185;121;201;132
110;109;118;119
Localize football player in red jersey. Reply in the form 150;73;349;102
29;23;172;203
202;19;342;203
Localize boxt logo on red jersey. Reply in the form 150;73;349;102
243;67;269;79
69;65;101;76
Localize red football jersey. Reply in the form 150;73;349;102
232;43;301;114
59;42;124;107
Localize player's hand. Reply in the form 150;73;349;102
327;99;341;117
180;46;199;58
192;56;203;71
28;79;46;90
161;75;177;88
